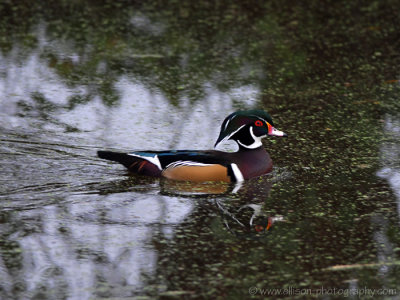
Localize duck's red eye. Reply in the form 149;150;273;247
254;225;264;232
255;120;263;127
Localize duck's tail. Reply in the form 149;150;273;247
97;150;162;177
97;151;135;168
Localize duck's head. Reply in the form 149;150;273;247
214;110;287;149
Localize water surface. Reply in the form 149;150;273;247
1;1;400;299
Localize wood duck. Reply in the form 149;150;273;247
97;110;287;182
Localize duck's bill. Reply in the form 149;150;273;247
269;127;288;137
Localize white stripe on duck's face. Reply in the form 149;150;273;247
236;126;264;149
225;124;268;150
232;119;287;149
216;113;274;149
216;124;246;147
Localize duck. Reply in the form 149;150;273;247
97;110;287;182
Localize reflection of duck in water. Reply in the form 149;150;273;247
93;167;285;239
159;176;284;238
98;110;287;183
215;199;284;238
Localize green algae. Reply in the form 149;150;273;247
1;0;400;299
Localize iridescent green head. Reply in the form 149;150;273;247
215;110;287;149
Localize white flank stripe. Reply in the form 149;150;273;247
231;163;244;182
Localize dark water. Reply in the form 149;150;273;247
1;1;400;299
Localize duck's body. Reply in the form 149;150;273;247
97;110;286;182
98;146;272;183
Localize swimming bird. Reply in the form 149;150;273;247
97;110;287;182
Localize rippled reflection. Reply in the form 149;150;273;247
0;16;265;298
0;169;282;298
378;114;400;221
2;1;400;299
